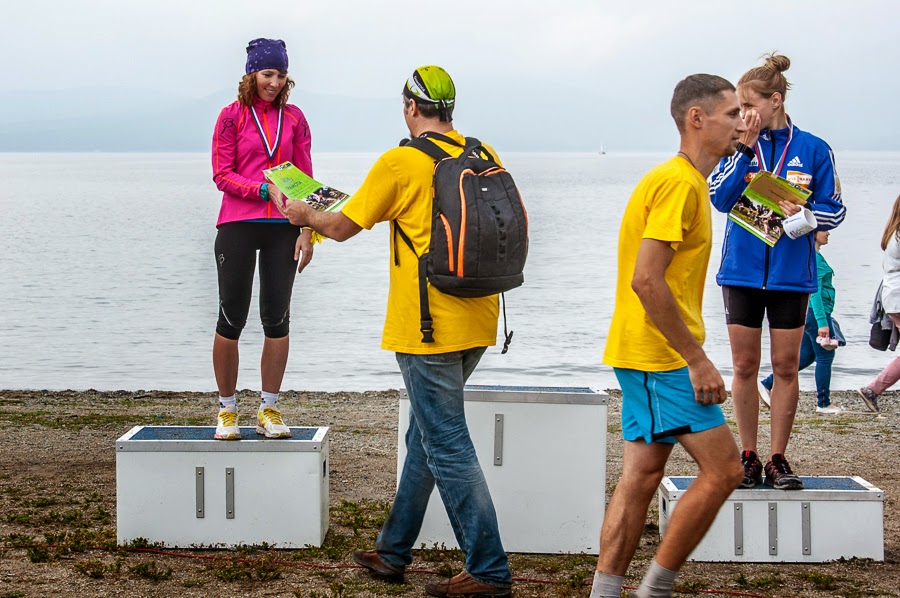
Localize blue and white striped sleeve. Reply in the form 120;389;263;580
708;152;752;213
809;146;846;231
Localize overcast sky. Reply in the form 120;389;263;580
3;0;898;150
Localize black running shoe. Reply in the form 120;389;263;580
764;454;803;490
739;450;763;488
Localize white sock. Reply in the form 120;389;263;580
218;395;236;411
260;391;279;409
590;571;624;598
635;560;677;597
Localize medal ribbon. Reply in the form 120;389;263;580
250;105;283;162
754;115;793;177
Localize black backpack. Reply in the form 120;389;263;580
394;132;528;352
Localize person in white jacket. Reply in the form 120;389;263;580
859;194;900;412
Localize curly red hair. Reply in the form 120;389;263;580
237;72;295;108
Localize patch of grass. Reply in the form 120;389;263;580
734;572;784;589
75;557;125;579
5;512;32;525
82;491;102;504
250;552;283;581
799;571;840;590
299;529;355;560
74;559;109;579
31;497;58;508
26;545;51;563
416;542;464;563
675;577;709;592
435;562;459;578
205;557;252;582
1;592;26;598
3;533;35;548
332;499;390;537
124;537;164;550
182;579;207;588
92;505;111;524
558;569;589;592
129;560;173;581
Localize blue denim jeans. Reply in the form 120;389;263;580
376;348;511;587
762;310;835;407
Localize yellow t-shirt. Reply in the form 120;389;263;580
342;131;500;354
603;156;712;371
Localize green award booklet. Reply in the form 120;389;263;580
727;171;813;247
263;161;350;213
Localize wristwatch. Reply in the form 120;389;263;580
735;142;754;159
260;183;270;202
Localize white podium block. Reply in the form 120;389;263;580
398;385;607;554
659;476;884;562
116;426;329;548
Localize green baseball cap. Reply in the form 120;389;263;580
403;65;455;121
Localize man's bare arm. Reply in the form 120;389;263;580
632;238;726;404
271;187;363;241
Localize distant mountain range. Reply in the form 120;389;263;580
0;86;895;152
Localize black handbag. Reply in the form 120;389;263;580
869;321;891;351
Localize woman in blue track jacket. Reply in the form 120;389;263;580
708;54;846;491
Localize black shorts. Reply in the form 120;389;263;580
214;221;302;340
722;285;809;329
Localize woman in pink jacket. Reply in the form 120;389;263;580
211;38;314;440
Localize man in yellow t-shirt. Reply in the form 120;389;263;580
591;75;747;598
275;66;512;598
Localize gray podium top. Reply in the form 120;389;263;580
662;476;883;502
402;385;608;405
116;426;329;453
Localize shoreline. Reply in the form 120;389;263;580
0;388;896;596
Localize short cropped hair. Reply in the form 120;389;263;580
403;95;448;121
670;74;735;133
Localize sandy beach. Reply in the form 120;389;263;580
0;388;896;597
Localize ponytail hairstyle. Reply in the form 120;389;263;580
237;72;295;108
881;194;900;250
737;52;792;101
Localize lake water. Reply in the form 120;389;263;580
1;151;898;393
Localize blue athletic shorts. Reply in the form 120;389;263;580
614;367;726;444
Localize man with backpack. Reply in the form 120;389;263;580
274;65;515;597
592;75;745;598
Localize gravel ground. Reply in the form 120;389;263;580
0;388;897;597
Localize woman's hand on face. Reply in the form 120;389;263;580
740;109;761;146
295;228;314;273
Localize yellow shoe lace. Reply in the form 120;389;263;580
260;407;284;426
218;410;238;427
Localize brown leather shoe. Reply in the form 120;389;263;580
425;571;512;597
351;549;405;583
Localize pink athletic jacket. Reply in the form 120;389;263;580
212;97;313;226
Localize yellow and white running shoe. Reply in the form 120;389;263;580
257;406;292;438
214;408;241;440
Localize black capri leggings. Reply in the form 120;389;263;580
722;285;809;329
214;222;301;340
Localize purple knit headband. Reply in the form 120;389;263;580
245;38;289;75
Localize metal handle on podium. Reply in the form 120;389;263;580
493;414;504;466
226;468;235;519
195;467;205;518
